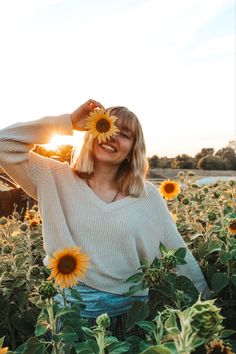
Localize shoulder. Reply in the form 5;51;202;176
144;180;162;198
143;180;170;210
29;151;72;180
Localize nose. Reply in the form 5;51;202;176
110;134;117;142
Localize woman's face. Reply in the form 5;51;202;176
92;119;134;166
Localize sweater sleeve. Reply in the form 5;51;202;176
149;184;212;299
0;114;74;199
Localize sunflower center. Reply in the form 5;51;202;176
164;183;175;193
58;255;77;274
96;118;111;133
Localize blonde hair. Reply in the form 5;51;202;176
71;106;149;197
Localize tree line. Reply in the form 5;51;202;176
33;145;236;170
148;147;236;170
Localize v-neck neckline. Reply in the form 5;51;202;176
79;177;137;212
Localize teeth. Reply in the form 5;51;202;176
101;144;116;152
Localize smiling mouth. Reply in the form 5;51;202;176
99;143;117;152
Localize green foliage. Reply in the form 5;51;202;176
1;175;236;353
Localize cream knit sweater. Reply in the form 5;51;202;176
0;114;210;297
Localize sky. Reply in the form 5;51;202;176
0;0;235;157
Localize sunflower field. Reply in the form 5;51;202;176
0;171;236;354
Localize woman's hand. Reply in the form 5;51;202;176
70;99;104;131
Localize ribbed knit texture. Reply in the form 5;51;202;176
0;115;211;298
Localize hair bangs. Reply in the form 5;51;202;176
106;107;137;138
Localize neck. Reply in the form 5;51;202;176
86;165;120;203
92;162;119;187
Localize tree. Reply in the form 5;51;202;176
171;154;196;169
149;155;160;168
194;148;214;164
197;155;226;170
215;147;236;170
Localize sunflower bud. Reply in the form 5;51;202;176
0;217;8;226
177;193;185;201
38;281;57;300
3;245;12;254
32;204;39;212
20;222;28;232
188;298;224;340
203;187;209;194
12;211;20;219
96;313;110;329
144;268;163;287
30;265;41;277
182;198;190;205
207;212;217;221
213;191;220;198
162;255;177;269
228;180;236;187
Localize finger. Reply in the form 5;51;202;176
87;99;104;110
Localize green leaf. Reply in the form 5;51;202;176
231;249;236;260
0;337;4;347
136;320;156;332
35;322;48;336
69;288;83;301
109;341;130;353
207;239;224;254
220;329;236;338
126;301;150;330
159;242;168;256
174;248;186;259
55;307;76;319
75;339;99;353
211;272;229;292
140;258;151;268
219;250;232;263
164;342;178;354
13;279;25;288
125;272;143;284
230;274;236;288
82;326;96;338
58;326;78;343
164;313;180;335
8;343;26;354
23;337;46;354
140;345;172;354
124;283;144;296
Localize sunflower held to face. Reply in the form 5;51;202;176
159;180;181;200
85;108;120;144
47;247;90;288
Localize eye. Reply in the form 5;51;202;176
119;131;131;139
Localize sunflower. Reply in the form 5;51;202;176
47;247;90;288
205;339;234;354
159;180;181;200
85;108;120;144
228;220;236;235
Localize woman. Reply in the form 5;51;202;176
0;99;210;339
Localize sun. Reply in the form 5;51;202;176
44;132;85;151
